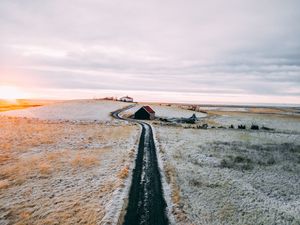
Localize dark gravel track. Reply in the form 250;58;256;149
112;106;169;225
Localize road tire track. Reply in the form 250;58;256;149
112;106;169;225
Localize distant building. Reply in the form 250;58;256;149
120;96;133;102
134;106;155;120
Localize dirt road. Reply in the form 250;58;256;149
112;107;169;225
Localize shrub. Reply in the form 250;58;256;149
234;156;251;164
238;125;246;129
189;179;203;187
71;154;99;168
117;166;129;179
220;159;234;168
220;156;253;171
251;124;259;130
267;157;276;165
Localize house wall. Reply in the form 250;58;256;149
134;108;150;120
149;113;155;120
134;108;156;120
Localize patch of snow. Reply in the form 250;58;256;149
0;100;131;122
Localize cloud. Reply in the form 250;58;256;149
0;0;300;104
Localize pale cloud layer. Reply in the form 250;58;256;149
0;0;299;104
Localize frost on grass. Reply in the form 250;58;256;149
0;116;139;225
156;114;300;225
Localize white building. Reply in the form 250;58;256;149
120;96;133;102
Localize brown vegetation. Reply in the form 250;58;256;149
0;115;139;225
71;153;99;168
118;166;130;179
0;179;10;189
0;99;56;112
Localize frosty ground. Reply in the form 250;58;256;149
150;106;300;225
1;100;299;225
0;100;139;225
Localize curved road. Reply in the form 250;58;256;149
112;106;169;225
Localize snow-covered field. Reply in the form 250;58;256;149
0;100;129;122
0;100;139;225
208;112;300;133
121;103;206;119
155;110;300;225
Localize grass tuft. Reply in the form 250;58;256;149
38;162;51;175
71;154;99;168
117;166;129;179
0;179;10;189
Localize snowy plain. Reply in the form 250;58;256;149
155;108;300;225
0;100;129;122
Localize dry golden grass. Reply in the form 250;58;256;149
0;179;10;189
98;180;116;194
203;118;220;126
162;160;182;204
0;117;62;154
38;162;51;175
249;107;284;114
0;99;57;112
0;157;44;183
0;153;12;164
31;202;103;225
46;151;66;161
128;148;136;158
90;125;134;141
0;115;139;225
19;211;31;220
0;142;12;151
117;166;129;179
172;186;181;204
71;153;99;168
164;163;174;184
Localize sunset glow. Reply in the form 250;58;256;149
0;1;299;105
0;86;28;101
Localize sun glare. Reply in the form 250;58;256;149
0;85;27;101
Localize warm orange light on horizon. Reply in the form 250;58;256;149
0;85;28;101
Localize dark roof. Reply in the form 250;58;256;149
143;106;155;114
121;96;133;99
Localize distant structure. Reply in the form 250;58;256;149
134;106;155;120
119;96;133;102
99;96;116;101
188;113;198;123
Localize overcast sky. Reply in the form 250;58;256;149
0;0;299;104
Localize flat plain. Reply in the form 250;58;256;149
1;100;299;225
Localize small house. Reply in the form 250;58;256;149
120;96;133;102
134;106;155;120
